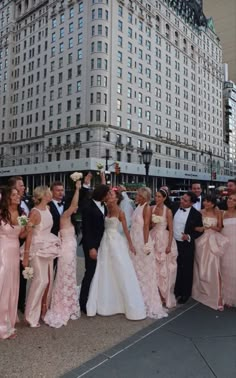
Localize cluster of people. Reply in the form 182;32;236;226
0;174;235;340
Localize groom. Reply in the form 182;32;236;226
79;184;111;313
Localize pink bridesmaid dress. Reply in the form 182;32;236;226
44;225;80;328
24;208;60;327
0;222;21;339
150;205;178;308
130;203;168;319
221;216;236;306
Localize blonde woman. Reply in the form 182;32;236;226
130;187;167;319
23;186;60;327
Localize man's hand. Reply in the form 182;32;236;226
89;248;98;260
181;233;190;242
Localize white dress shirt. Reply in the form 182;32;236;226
193;195;202;211
20;200;30;216
93;200;105;215
52;199;64;215
173;207;191;241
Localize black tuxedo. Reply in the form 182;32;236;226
172;204;203;300
218;199;227;210
48;201;63;237
79;200;107;312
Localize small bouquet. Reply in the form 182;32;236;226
17;215;29;227
22;266;34;280
144;242;152;256
203;217;212;228
70;172;83;182
152;214;162;224
96;162;104;170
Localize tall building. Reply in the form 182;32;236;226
223;78;236;178
0;0;230;190
204;0;236;83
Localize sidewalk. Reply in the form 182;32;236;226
63;301;236;378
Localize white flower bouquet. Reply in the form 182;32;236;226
17;215;29;226
22;266;34;280
70;172;83;182
152;214;162;224
96;162;104;171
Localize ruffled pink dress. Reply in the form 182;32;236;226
192;217;229;309
130;203;168;319
221;217;236;307
44;225;80;327
0;222;21;339
24;208;60;327
150;206;178;308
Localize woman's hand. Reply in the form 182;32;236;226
22;254;29;268
75;180;82;190
165;246;171;254
129;243;136;255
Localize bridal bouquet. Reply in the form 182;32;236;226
96;162;104;171
70;172;83;182
22;266;34;280
203;217;212;228
17;215;29;226
152;214;162;224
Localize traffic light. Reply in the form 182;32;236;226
115;162;121;175
212;171;216;180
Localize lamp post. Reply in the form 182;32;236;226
141;148;153;186
201;149;213;192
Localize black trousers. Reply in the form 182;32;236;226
79;248;97;313
174;241;194;299
18;261;27;312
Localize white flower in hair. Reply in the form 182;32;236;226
22;266;34;280
70;172;83;182
17;215;29;226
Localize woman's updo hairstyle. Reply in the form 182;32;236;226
33;186;50;205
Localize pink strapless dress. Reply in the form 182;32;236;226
44;225;80;328
130;204;168;319
150;205;178;308
0;222;21;339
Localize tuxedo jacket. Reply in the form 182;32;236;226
172;203;203;248
81;200;107;253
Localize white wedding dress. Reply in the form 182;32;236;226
86;217;146;320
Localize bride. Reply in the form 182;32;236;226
86;190;146;320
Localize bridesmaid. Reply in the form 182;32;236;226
23;186;60;327
44;180;81;328
0;187;26;339
221;194;236;307
192;195;228;310
150;189;178;308
130;187;168;319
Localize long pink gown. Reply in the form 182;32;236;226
221;217;236;306
192;217;229;310
0;222;21;339
150;205;178;308
44;225;80;327
24;208;60;327
130;203;168;319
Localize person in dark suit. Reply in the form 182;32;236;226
191;182;205;211
172;191;203;304
79;184;111;314
8;176;33;314
218;179;236;210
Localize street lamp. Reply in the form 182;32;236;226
201;149;213;192
141;148;153;186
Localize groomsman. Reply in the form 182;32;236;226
191;182;205;211
79;185;111;314
8;176;33;313
172;192;203;304
218;179;236;210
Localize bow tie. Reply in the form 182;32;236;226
196;198;200;202
180;208;186;212
57;202;64;207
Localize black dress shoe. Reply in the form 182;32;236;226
177;296;189;304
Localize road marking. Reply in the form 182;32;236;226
76;302;199;377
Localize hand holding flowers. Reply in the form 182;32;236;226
17;215;29;227
22;266;34;280
70;172;83;182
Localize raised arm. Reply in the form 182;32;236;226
22;209;40;268
61;180;81;220
119;210;135;254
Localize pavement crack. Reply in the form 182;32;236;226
191;339;217;378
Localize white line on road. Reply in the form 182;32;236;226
76;302;199;378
